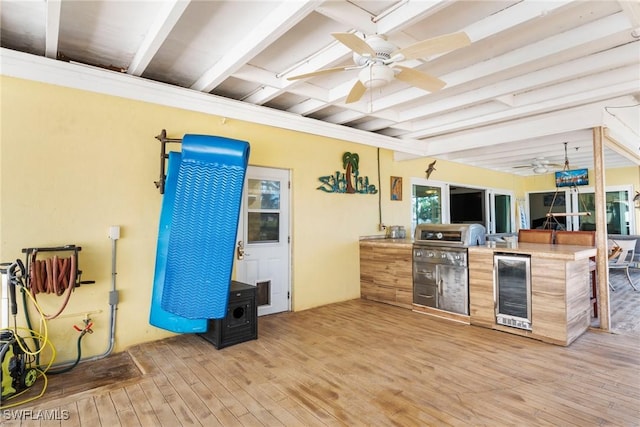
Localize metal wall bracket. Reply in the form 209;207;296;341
21;245;95;287
154;129;182;194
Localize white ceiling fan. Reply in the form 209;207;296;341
287;31;471;104
513;158;563;174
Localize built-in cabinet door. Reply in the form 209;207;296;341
436;264;469;315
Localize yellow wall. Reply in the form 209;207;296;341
0;76;555;363
523;166;638;192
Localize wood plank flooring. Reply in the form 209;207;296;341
609;268;640;334
2;270;639;426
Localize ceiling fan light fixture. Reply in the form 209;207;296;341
533;166;548;174
358;64;394;88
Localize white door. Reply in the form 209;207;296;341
236;166;290;316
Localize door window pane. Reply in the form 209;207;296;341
412;185;442;226
578;190;630;234
607;191;630;235
248;213;279;243
577;193;596;231
248;179;280;209
528;191;567;229
495;194;512;233
247;179;281;243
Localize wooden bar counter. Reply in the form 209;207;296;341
468;242;597;346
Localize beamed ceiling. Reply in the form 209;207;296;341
1;0;639;175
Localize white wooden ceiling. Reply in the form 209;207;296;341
2;0;639;176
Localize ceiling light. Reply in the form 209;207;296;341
533;166;548;174
358;64;394;88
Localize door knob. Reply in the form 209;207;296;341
236;240;245;260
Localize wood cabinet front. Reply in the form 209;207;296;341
468;243;594;346
359;240;412;309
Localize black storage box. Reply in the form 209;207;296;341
198;281;257;349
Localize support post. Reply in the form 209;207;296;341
593;126;610;330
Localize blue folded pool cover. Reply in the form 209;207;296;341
149;151;207;333
160;134;250;320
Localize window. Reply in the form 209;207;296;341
412;184;443;225
525;185;635;234
410;178;514;234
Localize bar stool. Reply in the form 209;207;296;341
555;231;597;317
518;229;553;244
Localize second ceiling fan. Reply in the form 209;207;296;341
287;31;471;104
513;158;563;174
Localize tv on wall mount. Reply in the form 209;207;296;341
555;169;588;188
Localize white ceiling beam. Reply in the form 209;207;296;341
191;1;322;92
375;1;450;35
603;106;640;163
445;130;592;163
464;0;573;43
45;0;61;59
353;118;397;132
287;98;327;115
404;65;640;138
127;0;190;76
236;64;333;104
323;107;399;125
406;79;639;139
233;64;285;89
370;11;632;114
417;101;625;157
243;86;280;104
397;42;639;124
244;41;352;105
314;1;377;34
512;65;638;105
495;95;516;107
618;0;640;27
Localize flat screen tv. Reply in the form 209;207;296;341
450;191;484;223
555;169;588;188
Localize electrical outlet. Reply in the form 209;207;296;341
379;224;386;231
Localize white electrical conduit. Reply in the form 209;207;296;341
48;232;119;368
86;231;119;361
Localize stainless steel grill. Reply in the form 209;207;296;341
412;223;486;315
414;223;486;247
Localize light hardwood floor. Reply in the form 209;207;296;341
609;268;640;335
3;272;639;426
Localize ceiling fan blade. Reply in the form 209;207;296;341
345;80;367;104
287;66;351;81
332;32;376;57
392;31;471;61
394;65;446;92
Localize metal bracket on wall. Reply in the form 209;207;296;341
154;129;182;194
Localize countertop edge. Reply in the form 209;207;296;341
468;242;596;260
